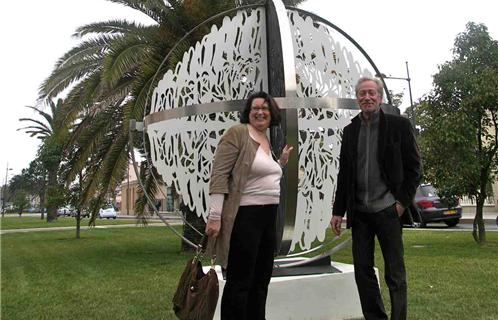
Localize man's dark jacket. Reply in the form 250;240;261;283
332;109;421;227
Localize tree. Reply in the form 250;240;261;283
12;191;30;216
8;172;32;216
390;91;404;109
417;22;498;243
66;171;86;239
21;159;48;219
18;99;70;222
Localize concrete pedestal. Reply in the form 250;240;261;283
206;259;372;320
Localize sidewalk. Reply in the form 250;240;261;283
460;211;497;223
0;222;176;235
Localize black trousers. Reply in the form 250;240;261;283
221;204;277;320
352;205;407;320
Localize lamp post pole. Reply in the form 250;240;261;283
405;61;415;130
2;163;13;217
377;61;415;130
126;162;130;216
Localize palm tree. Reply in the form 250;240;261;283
18;101;60;139
18;99;69;221
38;0;305;222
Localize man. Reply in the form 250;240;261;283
330;77;421;320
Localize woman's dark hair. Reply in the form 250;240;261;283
240;91;281;126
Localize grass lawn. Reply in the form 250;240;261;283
333;229;498;320
0;215;161;230
1;226;190;320
1;223;497;319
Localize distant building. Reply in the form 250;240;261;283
120;163;179;215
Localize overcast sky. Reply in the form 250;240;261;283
1;0;497;179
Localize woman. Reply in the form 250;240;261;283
206;91;293;319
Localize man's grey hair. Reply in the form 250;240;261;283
355;76;384;99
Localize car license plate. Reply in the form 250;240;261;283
444;209;456;215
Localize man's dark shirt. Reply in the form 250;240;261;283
355;111;396;213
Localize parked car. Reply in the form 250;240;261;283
411;184;462;227
57;206;74;217
99;205;117;219
70;209;90;218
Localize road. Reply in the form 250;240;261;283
410;222;498;231
406;215;498;231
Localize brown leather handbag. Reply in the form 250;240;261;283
172;239;219;320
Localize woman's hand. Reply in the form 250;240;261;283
279;144;294;167
205;218;221;237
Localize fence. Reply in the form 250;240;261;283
460;195;495;206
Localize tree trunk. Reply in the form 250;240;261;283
38;182;46;220
39;191;46;220
75;172;83;239
46;169;58;222
180;202;206;252
472;195;486;243
75;212;81;239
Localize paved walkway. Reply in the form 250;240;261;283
0;216;183;235
0;223;170;235
1;212;496;235
460;211;497;223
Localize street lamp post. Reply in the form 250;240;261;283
126;162;130;216
376;61;415;130
2;163;13;217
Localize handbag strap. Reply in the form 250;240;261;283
194;235;217;268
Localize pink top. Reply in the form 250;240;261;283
239;146;282;206
209;143;282;220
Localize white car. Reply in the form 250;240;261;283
99;205;117;219
57;206;74;217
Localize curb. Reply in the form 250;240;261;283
460;217;496;224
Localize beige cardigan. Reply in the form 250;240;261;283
207;123;260;267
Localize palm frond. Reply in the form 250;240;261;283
18;130;49;139
65;121;109;182
23;105;54;124
102;39;152;87
39;61;102;100
106;0;170;24
73;20;154;38
17;125;51;137
130;65;159;120
81;166;105;215
64;97;125;183
63;72;105;120
38;36;119;100
100;133;129;191
18;119;51;133
54;36;115;70
134;159;160;221
81;131;128;218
